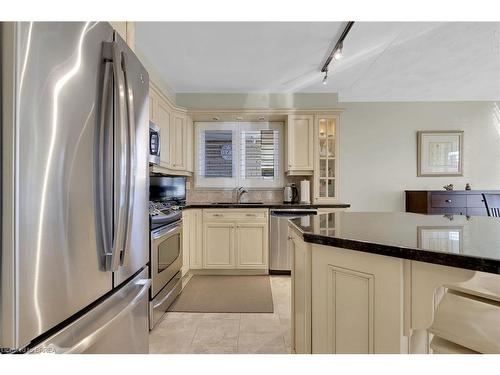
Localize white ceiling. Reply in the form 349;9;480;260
135;22;500;101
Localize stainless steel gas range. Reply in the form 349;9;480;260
148;176;186;329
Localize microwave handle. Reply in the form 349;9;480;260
151;125;160;157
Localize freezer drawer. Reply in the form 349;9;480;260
30;269;150;354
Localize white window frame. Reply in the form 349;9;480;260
194;121;284;189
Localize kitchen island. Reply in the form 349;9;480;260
288;212;500;354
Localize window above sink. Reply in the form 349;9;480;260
195;122;284;189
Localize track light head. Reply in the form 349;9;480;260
322;69;328;85
333;42;343;60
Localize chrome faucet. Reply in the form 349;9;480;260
235;187;248;203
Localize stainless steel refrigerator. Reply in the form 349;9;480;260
1;22;150;353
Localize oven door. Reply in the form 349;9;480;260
149;121;160;165
150;221;182;297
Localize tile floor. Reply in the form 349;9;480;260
149;275;292;354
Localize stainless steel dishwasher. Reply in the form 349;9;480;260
269;209;317;273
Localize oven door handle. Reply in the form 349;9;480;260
152;223;182;240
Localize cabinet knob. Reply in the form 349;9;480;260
213;214;223;217
287;236;293;240
445;199;452;203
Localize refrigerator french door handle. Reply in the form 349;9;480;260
37;279;151;354
104;41;129;272
97;56;114;269
120;51;136;266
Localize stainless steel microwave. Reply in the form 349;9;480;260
149;121;160;165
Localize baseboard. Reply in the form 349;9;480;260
269;270;291;275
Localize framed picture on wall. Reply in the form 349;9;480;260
417;130;464;176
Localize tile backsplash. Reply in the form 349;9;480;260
186;176;310;203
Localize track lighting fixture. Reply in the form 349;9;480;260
333;42;343;60
320;21;354;84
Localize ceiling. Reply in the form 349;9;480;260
135;22;500;101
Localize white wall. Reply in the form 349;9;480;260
340;102;500;211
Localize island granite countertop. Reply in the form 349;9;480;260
289;211;500;275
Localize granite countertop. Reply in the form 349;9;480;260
184;202;350;209
289;212;500;275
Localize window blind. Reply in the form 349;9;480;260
195;122;283;188
203;130;233;177
240;130;278;179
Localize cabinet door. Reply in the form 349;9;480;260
291;230;312;354
314;115;339;203
287;115;314;172
181;211;190;275
171;112;186;170
235;223;268;269
203;222;235;269
149;90;157;123
110;22;127;41
312;245;405;353
186;115;194;172
189;210;203;269
109;22;135;50
157;100;171;168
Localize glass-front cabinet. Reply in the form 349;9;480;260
314;115;340;203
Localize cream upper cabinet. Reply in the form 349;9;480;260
171;112;187;171
149;89;157;123
157;100;171;169
313;114;340;203
235;223;268;269
109;22;135;50
186;115;194;173
286;115;314;175
149;83;193;175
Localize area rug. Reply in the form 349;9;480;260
168;275;274;313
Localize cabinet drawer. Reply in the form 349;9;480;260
203;209;268;221
466;208;488;216
466;194;486;208
428;207;466;215
430;194;466;208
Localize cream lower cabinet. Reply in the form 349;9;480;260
183;209;203;271
202;209;269;271
236;223;268;269
203;222;236;269
290;227;312;354
311;244;406;354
